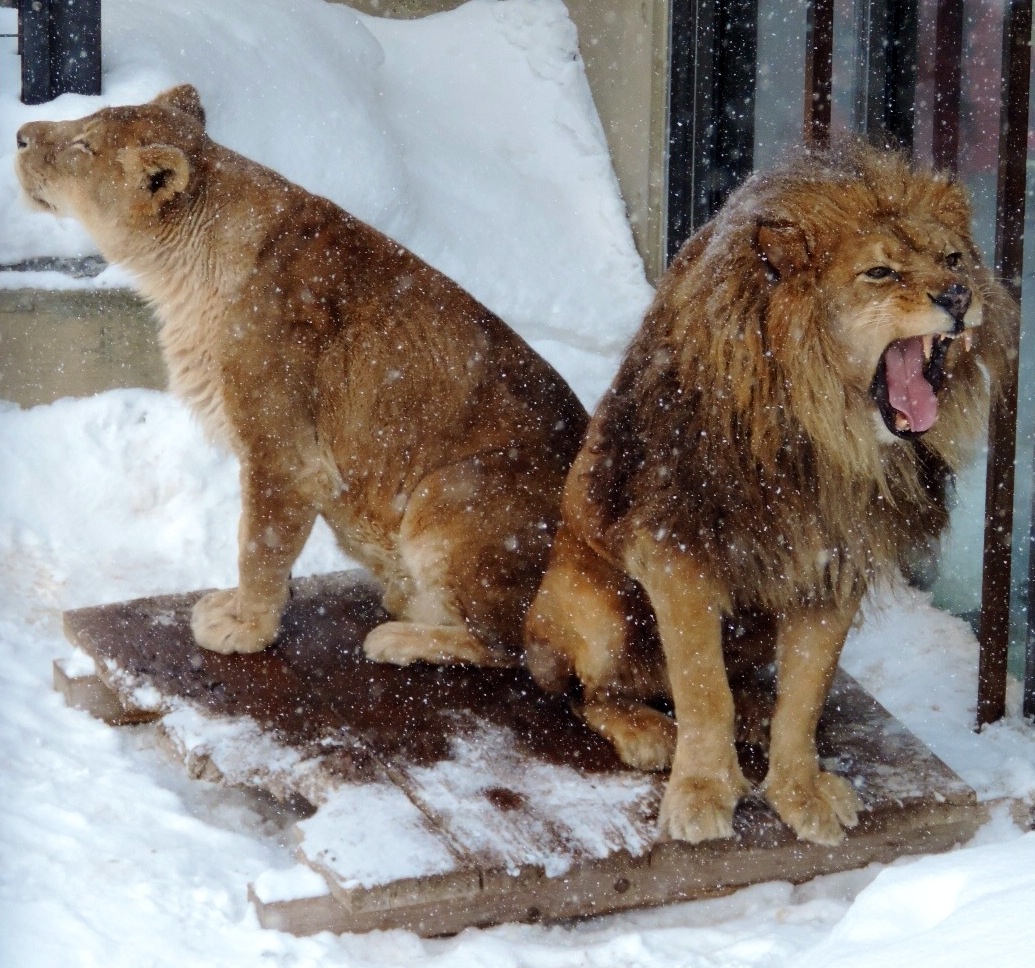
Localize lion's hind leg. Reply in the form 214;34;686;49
525;525;675;767
580;699;676;771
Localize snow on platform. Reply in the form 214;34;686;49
58;571;987;936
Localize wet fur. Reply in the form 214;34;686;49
525;143;1015;845
16;85;587;663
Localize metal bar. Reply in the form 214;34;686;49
50;0;101;97
666;0;710;263
856;0;919;150
931;0;963;172
19;0;52;105
979;0;1031;726
804;0;834;149
17;0;101;104
666;0;758;262
883;0;918;151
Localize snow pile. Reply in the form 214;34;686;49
2;1;1035;966
0;0;650;386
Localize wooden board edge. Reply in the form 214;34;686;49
262;796;988;937
249;881;350;937
52;658;159;726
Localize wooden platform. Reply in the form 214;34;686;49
59;571;987;936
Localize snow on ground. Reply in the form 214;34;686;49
1;1;1035;966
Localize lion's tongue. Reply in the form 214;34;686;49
884;336;938;433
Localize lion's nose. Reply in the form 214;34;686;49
931;282;971;327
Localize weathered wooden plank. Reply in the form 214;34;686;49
52;656;159;726
61;570;988;937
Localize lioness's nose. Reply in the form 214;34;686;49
16;122;45;150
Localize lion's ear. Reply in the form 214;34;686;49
119;144;191;212
152;84;206;128
755;221;811;279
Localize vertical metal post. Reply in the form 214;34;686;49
666;0;758;262
51;0;101;97
18;0;52;105
980;0;1031;725
931;0;963;173
18;0;101;104
855;0;918;150
804;0;834;150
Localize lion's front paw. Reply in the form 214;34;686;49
658;769;751;843
191;589;281;654
764;768;860;845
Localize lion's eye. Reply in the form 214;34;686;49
862;265;898;281
71;138;94;154
945;251;963;269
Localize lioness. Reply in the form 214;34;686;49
525;143;1014;845
17;85;587;665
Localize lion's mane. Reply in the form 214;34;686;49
588;143;1015;613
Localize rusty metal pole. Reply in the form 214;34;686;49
803;0;834;150
931;0;963;173
977;0;1031;727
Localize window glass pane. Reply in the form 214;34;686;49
754;0;808;168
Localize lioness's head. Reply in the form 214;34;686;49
15;85;206;242
746;143;996;443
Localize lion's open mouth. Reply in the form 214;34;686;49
871;331;970;438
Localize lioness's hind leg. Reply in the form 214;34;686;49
363;621;516;667
367;452;559;668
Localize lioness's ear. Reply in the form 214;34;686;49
119;144;191;211
755;221;811;279
152;84;206;128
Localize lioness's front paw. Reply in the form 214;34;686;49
191;589;280;654
658;770;751;843
764;768;860;845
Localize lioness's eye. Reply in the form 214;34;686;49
863;265;897;281
71;138;94;153
945;251;963;269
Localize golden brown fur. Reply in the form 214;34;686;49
525;143;1015;845
17;85;587;664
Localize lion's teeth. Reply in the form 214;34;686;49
923;334;934;360
895;413;911;432
963;331;973;352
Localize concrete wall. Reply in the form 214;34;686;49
565;0;668;282
0;289;162;406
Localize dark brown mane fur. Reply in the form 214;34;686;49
588;142;1013;614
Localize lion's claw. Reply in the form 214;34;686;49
764;768;860;845
658;770;751;843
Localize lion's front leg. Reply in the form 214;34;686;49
624;535;749;843
762;602;861;845
192;462;317;654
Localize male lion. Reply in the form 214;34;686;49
17;85;587;665
525;143;1014;846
